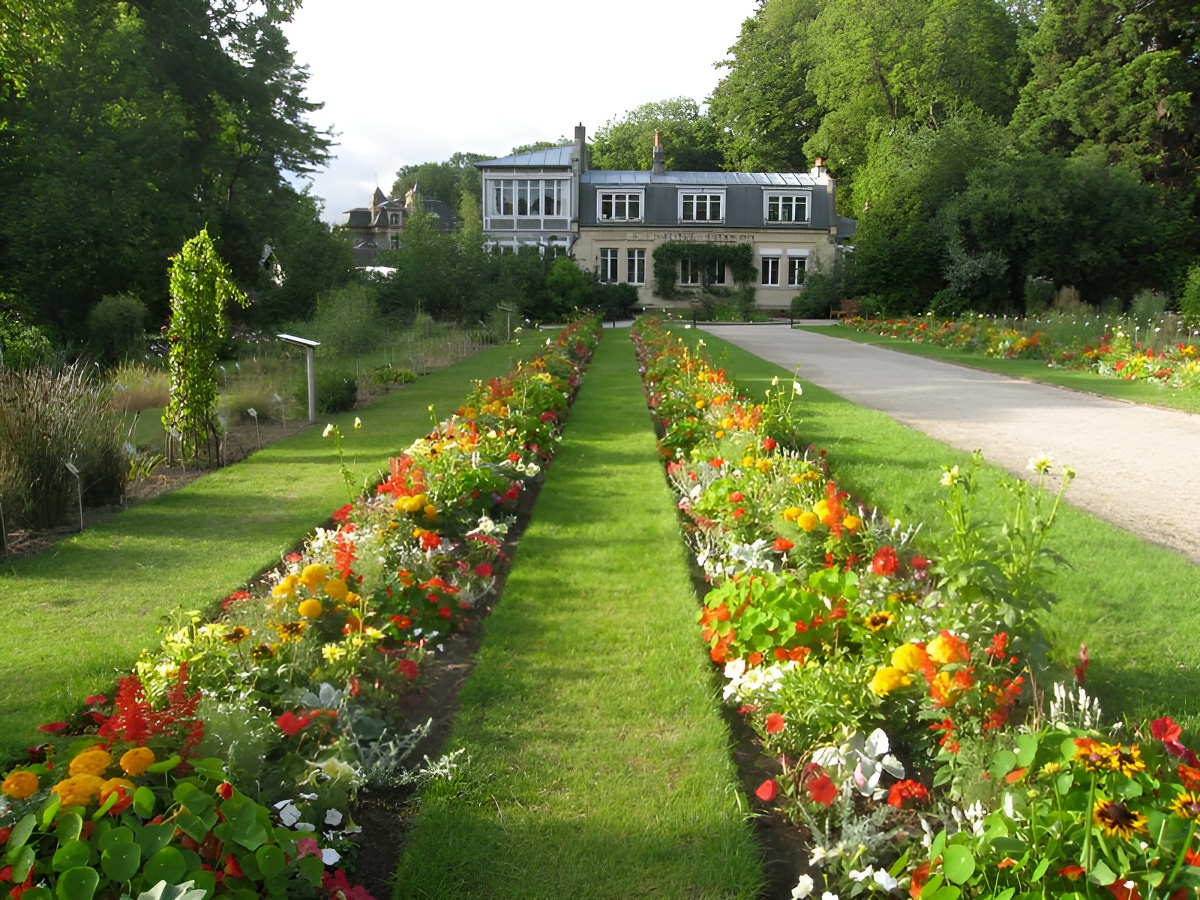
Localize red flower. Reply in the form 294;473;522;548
806;773;838;807
1058;865;1086;881
754;779;778;801
295;837;321;860
762;438;777;451
1074;643;1089;684
84;695;108;706
389;614;412;630
986;632;1009;660
437;606;452;619
735;704;757;716
395;659;419;681
764;713;786;734
275;710;314;737
474;562;493;578
1153;717;1183;743
869;546;899;577
216;782;234;800
909;862;931;899
772;537;794;552
36;721;69;734
747;651;763;666
223;854;244;879
507;452;521;463
887;779;929;808
418;531;442;552
910;554;929;569
322;869;378;900
709;458;724;468
332;504;353;523
1180;764;1200;791
286;552;302;564
728;491;745;503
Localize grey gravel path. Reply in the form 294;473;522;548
701;323;1200;563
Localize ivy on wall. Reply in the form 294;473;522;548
651;242;756;299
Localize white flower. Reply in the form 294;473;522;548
849;868;873;883
275;801;301;826
321;848;340;865
354;417;362;430
792;381;804;396
792;875;815;898
723;658;747;682
1026;451;1054;474
822;893;840;900
873;869;899;892
247;408;257;418
322;424;334;437
940;465;959;486
324;808;343;826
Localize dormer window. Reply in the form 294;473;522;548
764;191;811;224
388;213;400;225
679;191;725;223
599;191;643;222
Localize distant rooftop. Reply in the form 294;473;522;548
582;171;820;186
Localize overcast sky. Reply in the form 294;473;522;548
282;0;759;223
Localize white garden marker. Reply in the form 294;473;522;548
276;333;321;423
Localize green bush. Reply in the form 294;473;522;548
791;290;829;318
1183;265;1200;327
0;363;128;528
372;365;418;386
929;288;972;319
1130;289;1169;324
1023;278;1055;316
87;293;148;363
315;368;358;413
311;283;383;356
0;310;54;369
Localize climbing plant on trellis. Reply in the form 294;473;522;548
162;228;247;464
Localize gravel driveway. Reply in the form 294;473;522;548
701;323;1200;563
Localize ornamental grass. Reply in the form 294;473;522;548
633;316;1200;900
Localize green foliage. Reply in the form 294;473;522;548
0;309;54;369
87;294;148;365
1182;265;1200;327
591;282;640;320
590;98;724;171
390;152;488;207
162;229;249;463
315;369;357;414
651;242;756;299
309;284;382;357
0;363;127;528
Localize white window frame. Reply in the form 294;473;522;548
706;259;727;285
678;190;726;224
599;248;619;283
787;250;809;286
760;251;781;287
763;191;811;225
679;258;702;285
627;249;646;285
599;191;644;222
485;177;571;223
388;212;401;225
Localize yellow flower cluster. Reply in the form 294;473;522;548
69;747;112;777
52;774;105;807
2;769;39;799
870;666;912;697
120;746;156;776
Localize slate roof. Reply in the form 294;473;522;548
477;146;575;168
582;170;819;186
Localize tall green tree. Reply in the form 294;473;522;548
590;98;724;171
708;0;825;172
390;152;488;208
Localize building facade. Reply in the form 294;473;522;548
342;187;459;267
477;125;855;311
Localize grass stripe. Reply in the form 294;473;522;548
695;331;1200;726
392;332;762;899
0;343;532;760
799;325;1200;414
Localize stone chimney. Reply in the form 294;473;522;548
652;130;665;174
573;123;588;174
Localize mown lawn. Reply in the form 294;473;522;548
696;331;1200;727
393;332;763;899
802;325;1200;415
0;341;537;761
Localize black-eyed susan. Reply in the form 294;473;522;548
1171;791;1200;820
272;621;307;643
222;625;251;645
864;611;894;632
1093;798;1148;840
1112;744;1146;777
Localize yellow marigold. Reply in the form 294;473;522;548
843;514;862;532
869;666;912;697
119;746;155;776
742;456;756;468
272;574;299;599
298;599;323;618
2;770;39;799
324;577;349;601
52;774;105;807
797;511;820;532
695;399;706;410
782;507;802;522
891;643;930;674
423;504;438;522
344;592;361;606
300;563;329;591
69;747;112;777
101;777;136;800
927;632;970;666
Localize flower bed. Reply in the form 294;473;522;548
0;318;601;899
844;316;1200;391
632;317;1200;900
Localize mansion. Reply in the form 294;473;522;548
342;187;458;267
476;125;856;311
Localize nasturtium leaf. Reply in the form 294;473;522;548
98;825;133;851
297;854;323;884
132;787;157;819
146;755;181;774
55;866;100;900
942;844;976;884
41;798;61;827
136;823;175;859
191;758;227;781
1056;772;1074;795
930;830;947;863
1089;859;1117;886
175;812;208;844
52;839;92;872
101;841;142;882
9;813;36;850
10;844;36;883
989;749;1018;779
1031;858;1050;881
929;886;960;900
1015;733;1039;767
56;812;84;843
143;847;187;886
184;869;217;897
992;889;1014;900
1060;737;1079;761
17;888;51;900
91;790;119;821
255;844;285;879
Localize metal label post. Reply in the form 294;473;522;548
276;333;321;423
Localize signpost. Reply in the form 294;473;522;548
276;334;321;423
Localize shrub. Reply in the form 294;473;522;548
315;368;358;413
928;288;972;319
0;310;54;369
87;293;148;363
1129;289;1169;324
0;363;128;528
372;365;418;386
1182;264;1200;327
1023;277;1055;316
311;283;383;356
792;290;830;319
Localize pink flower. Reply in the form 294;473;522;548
295;837;321;860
